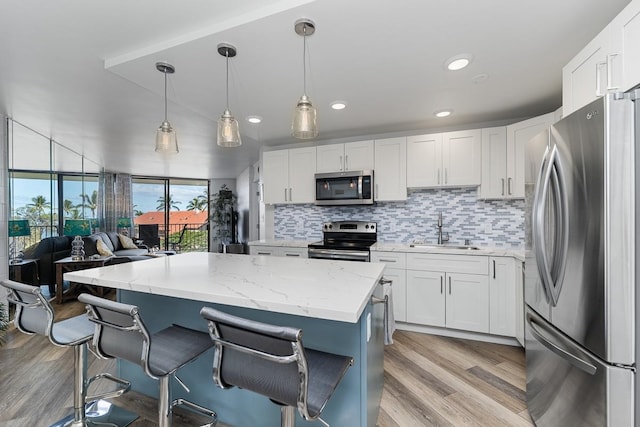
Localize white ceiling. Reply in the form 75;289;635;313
0;0;631;179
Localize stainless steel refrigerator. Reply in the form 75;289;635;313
525;92;638;426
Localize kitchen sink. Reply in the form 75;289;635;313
409;243;480;250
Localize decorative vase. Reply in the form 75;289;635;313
70;236;85;261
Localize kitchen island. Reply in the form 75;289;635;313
65;252;386;426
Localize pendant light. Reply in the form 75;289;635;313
155;62;179;154
292;19;318;139
217;43;241;147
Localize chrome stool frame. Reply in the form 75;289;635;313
1;280;133;427
79;293;217;427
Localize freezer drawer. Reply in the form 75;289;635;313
525;307;634;427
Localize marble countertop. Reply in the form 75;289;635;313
371;242;524;261
64;252;385;323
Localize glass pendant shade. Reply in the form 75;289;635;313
292;94;318;139
217;109;241;147
155;120;178;153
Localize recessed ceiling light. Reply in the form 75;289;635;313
435;110;452;118
246;115;262;124
330;101;347;110
445;54;473;71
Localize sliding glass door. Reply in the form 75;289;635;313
132;177;209;253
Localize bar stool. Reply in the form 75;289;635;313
200;306;353;427
1;280;132;427
78;293;217;427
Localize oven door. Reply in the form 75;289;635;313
308;248;370;262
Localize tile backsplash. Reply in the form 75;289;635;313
274;188;524;249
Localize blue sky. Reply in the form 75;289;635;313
12;177;207;215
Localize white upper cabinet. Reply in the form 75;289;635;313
609;0;640;93
479;113;554;200
374;137;407;201
262;147;316;204
407;129;481;188
316;140;374;173
562;26;610;116
563;0;640;116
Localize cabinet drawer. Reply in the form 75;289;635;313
407;253;488;275
371;251;407;269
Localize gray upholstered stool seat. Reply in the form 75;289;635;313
200;306;353;427
79;293;217;427
1;280;132;427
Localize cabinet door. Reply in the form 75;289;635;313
407;133;442;187
406;270;445;327
249;246;278;256
506;112;555;199
562;26;610;116
479;127;507;199
316;144;344;173
344;140;374;171
383;268;407;322
262;150;289;204
281;247;308;258
610;1;640;92
374;137;407;201
288;147;316;204
489;257;516;337
442;130;481;187
446;272;489;333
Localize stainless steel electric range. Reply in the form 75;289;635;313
307;220;377;262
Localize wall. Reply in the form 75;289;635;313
1;121;7;310
236;167;250;244
273;188;524;249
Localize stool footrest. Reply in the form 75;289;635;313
172;398;217;426
86;372;131;402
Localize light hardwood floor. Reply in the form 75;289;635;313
0;297;533;426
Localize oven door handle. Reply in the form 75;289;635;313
308;248;370;262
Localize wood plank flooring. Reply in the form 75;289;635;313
0;297;533;426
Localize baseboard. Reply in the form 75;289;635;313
395;322;522;347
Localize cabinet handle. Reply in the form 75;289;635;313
437;169;441;185
379;259;396;263
607;53;619;90
285;253;300;257
375;184;379;199
345;155;349;171
339;155;343;171
508;177;512;195
501;178;505;196
440;276;443;294
257;252;271;255
493;260;496;279
595;61;607;97
289;188;292;201
448;276;451;294
284;188;287;201
444;168;448;184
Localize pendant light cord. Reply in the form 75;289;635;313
302;24;307;96
163;71;168;122
226;49;230;109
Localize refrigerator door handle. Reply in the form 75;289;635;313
527;312;597;376
532;145;553;303
547;152;569;306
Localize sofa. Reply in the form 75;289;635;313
23;231;151;296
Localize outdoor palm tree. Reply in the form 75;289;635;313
156;195;182;211
186;196;208;212
26;195;50;218
79;190;98;217
62;199;80;218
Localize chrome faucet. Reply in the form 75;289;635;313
437;212;449;245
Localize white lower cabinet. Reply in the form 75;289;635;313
249;245;308;258
489;257;516;336
406;253;490;334
371;251;407;322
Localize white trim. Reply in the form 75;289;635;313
395;321;521;347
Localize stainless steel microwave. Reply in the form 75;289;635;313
314;170;374;205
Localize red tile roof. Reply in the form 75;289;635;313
134;211;208;227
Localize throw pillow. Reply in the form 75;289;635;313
118;234;138;249
96;238;114;257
